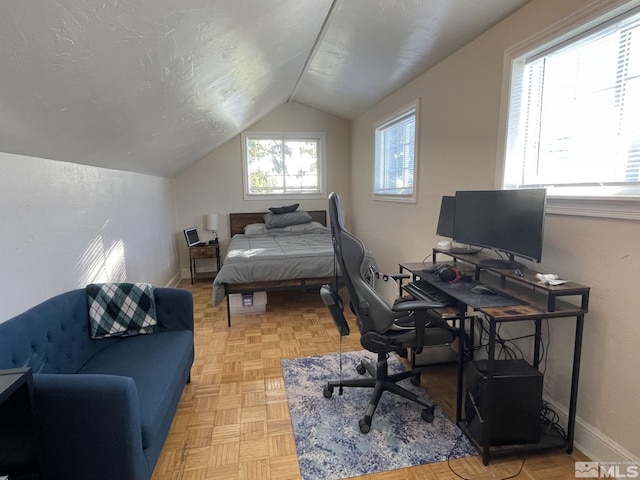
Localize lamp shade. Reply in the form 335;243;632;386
206;213;219;231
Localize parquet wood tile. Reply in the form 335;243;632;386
152;281;589;480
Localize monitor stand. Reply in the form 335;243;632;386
448;244;482;255
478;254;525;270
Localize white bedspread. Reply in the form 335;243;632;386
212;231;335;305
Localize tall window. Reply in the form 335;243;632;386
504;6;640;203
242;132;326;200
374;101;419;203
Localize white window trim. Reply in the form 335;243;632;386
496;0;640;220
241;131;327;201
373;99;420;204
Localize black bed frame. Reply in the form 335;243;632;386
224;210;333;326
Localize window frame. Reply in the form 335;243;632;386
241;131;327;201
373;100;420;203
497;0;640;220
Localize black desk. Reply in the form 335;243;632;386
0;368;41;478
400;250;589;465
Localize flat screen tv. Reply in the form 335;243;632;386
452;188;547;269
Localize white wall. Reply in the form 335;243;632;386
174;101;351;276
0;153;180;321
350;0;640;463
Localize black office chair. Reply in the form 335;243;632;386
321;192;457;433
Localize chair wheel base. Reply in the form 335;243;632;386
323;385;333;398
421;407;435;423
356;363;367;375
359;417;371;433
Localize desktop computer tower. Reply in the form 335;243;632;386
465;359;543;446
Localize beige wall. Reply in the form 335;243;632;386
174;102;351;275
350;0;640;462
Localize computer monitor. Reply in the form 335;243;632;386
436;195;455;237
436;195;481;254
452;188;547;269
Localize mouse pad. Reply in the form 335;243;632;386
420;274;522;309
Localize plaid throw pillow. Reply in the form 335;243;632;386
87;283;158;339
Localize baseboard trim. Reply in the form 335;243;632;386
165;272;182;288
548;399;639;464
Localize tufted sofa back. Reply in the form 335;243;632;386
0;289;120;373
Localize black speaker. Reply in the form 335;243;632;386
465;359;543;446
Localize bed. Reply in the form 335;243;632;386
213;210;337;325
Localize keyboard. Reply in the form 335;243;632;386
404;280;454;306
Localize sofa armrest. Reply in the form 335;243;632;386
33;374;148;480
154;287;194;332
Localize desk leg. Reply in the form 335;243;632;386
533;319;542;369
481;319;497;466
567;314;585;453
455;305;466;424
468;315;475;362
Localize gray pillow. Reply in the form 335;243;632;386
263;210;312;229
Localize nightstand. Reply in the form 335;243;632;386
188;242;220;284
0;368;41;478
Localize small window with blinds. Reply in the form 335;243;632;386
504;6;640;200
374;101;419;203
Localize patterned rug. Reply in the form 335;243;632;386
281;350;477;480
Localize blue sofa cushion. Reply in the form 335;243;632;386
77;330;193;450
87;283;158;339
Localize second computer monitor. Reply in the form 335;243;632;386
436;195;456;238
436;195;480;254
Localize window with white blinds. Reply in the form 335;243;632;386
504;6;640;201
374;101;418;203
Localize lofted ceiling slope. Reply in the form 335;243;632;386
0;0;529;178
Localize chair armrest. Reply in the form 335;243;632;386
33;374;147;480
388;273;410;281
375;272;410;281
320;285;350;337
155;287;194;332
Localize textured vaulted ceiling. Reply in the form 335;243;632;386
0;0;529;178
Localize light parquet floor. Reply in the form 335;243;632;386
151;281;588;480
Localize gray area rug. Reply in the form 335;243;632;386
281;350;477;480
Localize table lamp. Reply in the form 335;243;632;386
206;213;219;243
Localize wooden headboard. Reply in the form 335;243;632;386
229;210;327;236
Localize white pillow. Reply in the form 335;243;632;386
243;223;267;235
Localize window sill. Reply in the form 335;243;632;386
547;196;640;220
372;193;417;204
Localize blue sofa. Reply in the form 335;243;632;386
0;287;194;480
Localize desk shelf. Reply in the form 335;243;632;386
401;251;590;465
458;420;568;458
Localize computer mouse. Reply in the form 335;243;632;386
471;285;497;295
